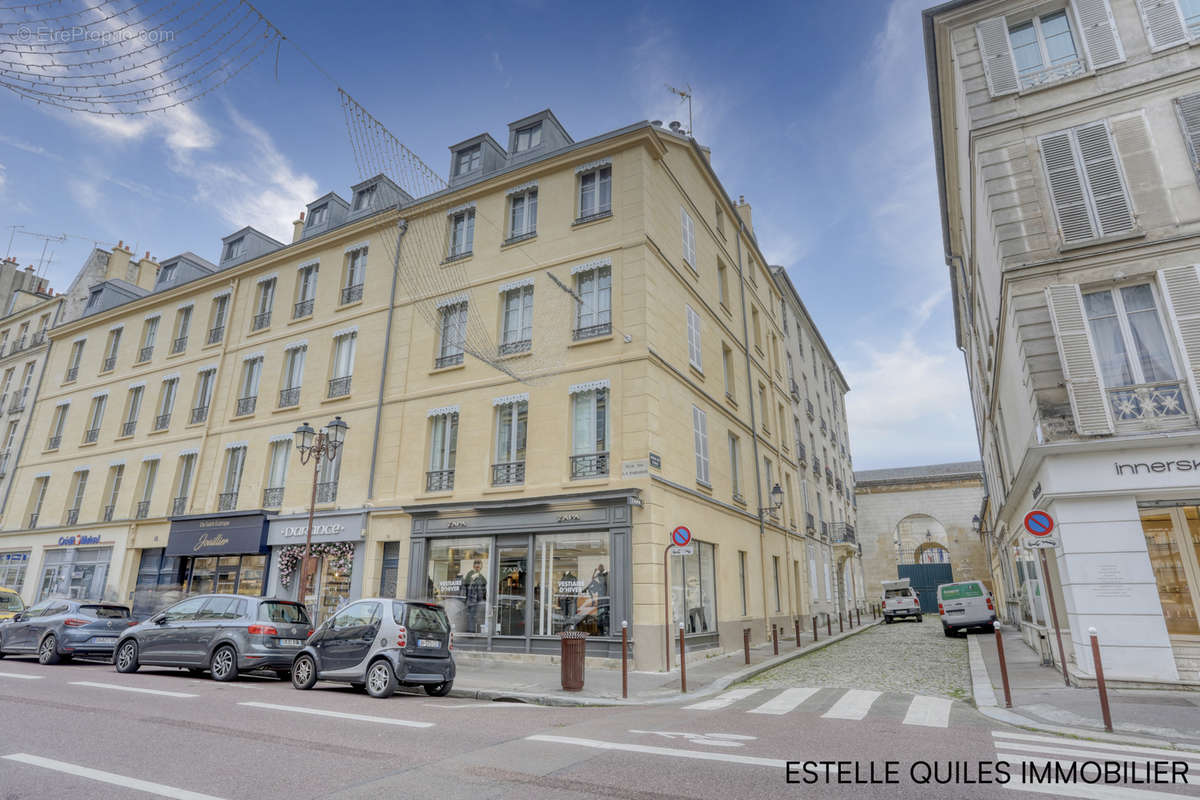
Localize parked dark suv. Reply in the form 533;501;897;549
292;598;455;698
113;594;312;681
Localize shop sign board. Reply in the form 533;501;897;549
166;513;269;556
266;513;364;546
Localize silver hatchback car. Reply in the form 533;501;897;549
114;594;312;681
292;598;455;698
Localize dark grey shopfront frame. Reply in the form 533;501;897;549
405;489;637;659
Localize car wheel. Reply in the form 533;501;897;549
115;639;139;673
424;680;453;697
38;635;61;665
916;616;923;623
884;616;892;624
210;645;238;682
365;660;397;698
943;625;954;637
291;655;317;690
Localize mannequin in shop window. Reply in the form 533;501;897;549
572;564;610;636
463;560;487;634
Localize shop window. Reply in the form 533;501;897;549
673;540;717;634
425;537;490;635
1141;509;1200;635
38;546;112;601
0;551;29;594
533;532;610;637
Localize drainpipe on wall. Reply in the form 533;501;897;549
734;224;771;639
367;215;408;501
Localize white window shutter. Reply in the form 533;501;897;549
681;207;696;267
1137;0;1188;50
1040;132;1096;243
1045;284;1114;435
1075;0;1125;68
1175;93;1200;180
1076;121;1135;236
691;406;709;483
975;16;1020;96
1157;266;1200;415
686;305;702;369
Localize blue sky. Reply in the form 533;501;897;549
0;0;979;471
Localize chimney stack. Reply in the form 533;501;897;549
107;240;132;282
292;210;306;244
735;195;753;235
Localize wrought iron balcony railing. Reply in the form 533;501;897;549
121;420;137;437
434;352;464;369
316;482;338;504
251;311;271;331
218;492;238;512
170;336;187;354
278;387;300;407
498;338;532;356
570;451;609;479
293;298;314;319
327;376;351;398
806;512;816;532
830;522;856;545
172;496;187;516
0;451;9;476
206;326;224;345
28;513;38;528
137;346;153;363
136;500;150;519
491;461;525;486
102;356;116;372
806;399;814;419
190;406;208;424
341;284;364;305
263;487;284;507
66;509;79;526
1108;381;1191;424
573;321;612;341
83;427;100;444
236;396;257;416
65;367;78;382
426;470;455;492
1018;56;1085;90
574;209;612;225
153;413;171;431
103;505;115;522
796;443;806;465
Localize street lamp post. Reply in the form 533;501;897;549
292;416;348;617
758;482;784;637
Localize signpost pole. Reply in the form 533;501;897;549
1038;547;1070;687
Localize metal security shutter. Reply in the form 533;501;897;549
1175;93;1200;181
691;405;710;484
1045;284;1114;435
1076;121;1135;237
1137;0;1189;50
976;16;1019;96
1076;0;1126;68
1040;132;1096;243
1158;266;1200;414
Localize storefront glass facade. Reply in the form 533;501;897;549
1141;507;1200;636
0;550;29;593
38;546;112;601
134;548;267;615
670;539;716;636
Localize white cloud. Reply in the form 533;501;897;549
0;163;6;193
70;179;100;211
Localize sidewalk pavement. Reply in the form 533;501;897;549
446;615;882;707
969;624;1200;751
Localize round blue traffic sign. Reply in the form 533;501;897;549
1024;510;1054;536
671;526;692;547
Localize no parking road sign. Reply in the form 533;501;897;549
1024;510;1054;537
671;526;692;547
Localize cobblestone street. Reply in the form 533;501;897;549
744;618;972;702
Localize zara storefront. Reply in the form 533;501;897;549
1008;441;1200;685
405;489;636;658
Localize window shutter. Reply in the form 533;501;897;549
1045;284;1114;435
1175;93;1200;180
1075;0;1125;68
681;207;696;266
1076;121;1135;237
1138;0;1188;50
686;305;702;369
692;406;709;483
975;16;1020;96
1157;266;1200;414
1040;132;1097;243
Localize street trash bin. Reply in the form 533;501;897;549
560;630;588;691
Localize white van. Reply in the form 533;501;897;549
937;580;996;636
880;579;922;623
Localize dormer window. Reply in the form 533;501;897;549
224;236;246;262
308;205;328;228
352;184;376;211
158;264;176;284
85;288;102;311
513;122;542;153
455;145;481;176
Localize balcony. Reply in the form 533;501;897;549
206;326;224;345
806;399;814;419
103;505;115;522
491;461;526;486
293;298;314;319
153;413;171;431
137;346;153;363
8;391;25;414
121;420;137;437
570;451;609;479
498;338;532;356
236;396;257;416
171;496;187;516
789;379;800;400
83;427;100;444
170;336;187;354
573;322;612;341
66;509;79;526
102;356;116;372
796;442;806;466
190;406;209;425
503;230;536;247
820;520;829;539
30;331;45;347
263;487;284;507
341;284;364;305
218;492;238;512
12;336;25;352
806;512;815;533
825;467;833;486
316;482;338;504
1018;56;1085;91
574;209;612;226
830;522;857;545
327;376;351;399
813;455;821;472
1108;382;1192;428
426;470;455;492
278;387;300;408
65;367;78;382
251;311;271;331
136;500;150;519
434;352;464;369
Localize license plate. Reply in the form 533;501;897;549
948;609;965;615
278;638;302;647
92;637;116;644
417;639;441;649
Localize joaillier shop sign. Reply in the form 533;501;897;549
266;513;364;546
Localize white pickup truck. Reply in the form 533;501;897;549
881;578;922;623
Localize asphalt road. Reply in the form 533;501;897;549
0;626;1195;799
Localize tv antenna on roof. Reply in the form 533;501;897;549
665;83;693;137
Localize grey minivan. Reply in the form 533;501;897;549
0;599;133;663
113;594;312;681
291;598;455;698
938;580;997;636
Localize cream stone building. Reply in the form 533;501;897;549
927;0;1200;683
0;110;858;670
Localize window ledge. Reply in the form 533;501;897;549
1059;228;1145;253
246;326;271;337
561;477;610;489
430;362;466;376
496;349;532;363
732;493;747;507
79;440;97;448
567;333;614;348
273;404;301;414
186;421;206;429
201;341;222;350
336;298;364;312
682;258;699;278
42;448;59;454
442;251;473;265
689;363;704;381
229;412;255;421
572;211;613;228
114;434;133;442
98;370;114;377
1017;68;1093;98
724;393;738;410
288;314;314;326
502;231;537;248
421;489;455;499
166;351;186;360
695;480;712;493
147;427;170;436
719;302;732;319
482;484;526;495
320;394;352;405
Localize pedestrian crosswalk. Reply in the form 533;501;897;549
682;686;958;728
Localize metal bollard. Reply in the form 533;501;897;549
794;618;801;649
826;614;831;637
857;609;861;627
1089;627;1113;733
743;627;751;664
621;620;629;700
772;624;778;655
994;621;1012;709
679;622;687;694
812;615;818;642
